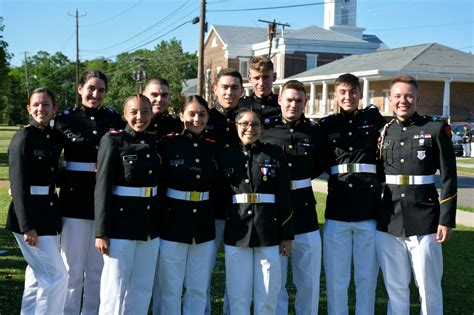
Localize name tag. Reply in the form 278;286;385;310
34;150;46;156
122;155;137;162
328;133;340;140
170;159;184;166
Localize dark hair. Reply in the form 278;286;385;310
216;68;243;86
234;107;263;125
30;87;56;107
249;55;274;72
335;73;361;91
80;70;108;91
145;76;169;89
281;80;306;96
122;94;152;114
179;95;210;115
390;74;418;90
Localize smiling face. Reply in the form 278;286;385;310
248;69;275;98
279;88;306;122
27;92;56;127
78;77;106;108
214;75;243;109
236;111;262;145
335;83;361;114
143;82;170;115
123;97;152;133
179;100;209;136
389;82;419;121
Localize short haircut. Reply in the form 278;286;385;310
234;107;263;125
30;87;56;107
390;74;418;90
145;76;169;89
80;70;108;90
249;55;274;73
216;68;243;86
122;94;152;114
334;73;361;91
281;80;306;96
180;95;210;115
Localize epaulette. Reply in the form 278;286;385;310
309;119;318;127
22;124;31;129
109;129;123;135
363;104;378;111
426;115;445;122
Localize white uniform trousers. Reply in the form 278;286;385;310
61;217;103;315
277;230;321;315
470;142;474;157
14;233;68;315
462;143;471;157
205;219;230;315
157;239;214;315
323;219;379;315
376;232;444;315
99;237;160;315
225;244;281;315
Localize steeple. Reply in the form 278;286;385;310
324;0;365;39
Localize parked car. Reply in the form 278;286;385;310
451;131;463;157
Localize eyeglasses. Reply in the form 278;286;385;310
236;121;261;129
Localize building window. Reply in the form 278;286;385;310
368;91;375;105
211;37;217;48
239;58;250;78
306;54;318;71
317;94;323;113
383;90;390;113
341;8;349;25
216;66;222;75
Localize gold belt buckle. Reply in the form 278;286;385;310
189;191;201;201
346;164;355;173
143;187;152;197
399;175;409;185
246;193;258;203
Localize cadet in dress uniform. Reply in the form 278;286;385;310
156;95;217;315
6;88;68;314
54;70;124;315
240;56;280;118
95;94;161;315
318;73;386;315
203;68;243;315
376;75;457;315
262;80;328;315
219;107;293;315
143;77;182;138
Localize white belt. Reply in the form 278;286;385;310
232;193;275;204
166;188;210;201
65;161;97;172
385;174;435;185
112;185;158;197
30;185;51;195
330;163;376;175
291;178;312;190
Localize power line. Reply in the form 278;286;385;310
82;0;143;27
207;1;326;12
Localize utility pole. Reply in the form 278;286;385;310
69;9;86;107
23;52;30;99
197;0;206;97
258;19;290;57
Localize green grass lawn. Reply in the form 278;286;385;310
1;190;473;314
0;126;19;180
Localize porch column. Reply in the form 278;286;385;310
442;79;451;123
321;81;328;115
309;82;316;115
363;77;370;107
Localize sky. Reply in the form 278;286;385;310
1;0;473;67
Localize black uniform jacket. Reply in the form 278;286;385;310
262;114;329;234
94;126;162;241
240;92;281;118
158;130;218;244
54;105;124;220
203;103;240;219
147;111;182;138
319;105;386;222
378;113;457;237
218;141;294;248
6;121;62;235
